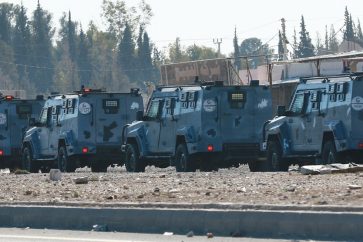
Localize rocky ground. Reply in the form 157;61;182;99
0;165;362;207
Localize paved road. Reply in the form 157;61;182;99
0;228;313;242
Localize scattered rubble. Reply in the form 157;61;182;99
300;163;363;175
0;165;362;206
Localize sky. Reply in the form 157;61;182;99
2;0;363;55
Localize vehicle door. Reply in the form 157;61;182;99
48;104;63;155
303;89;324;152
158;96;178;153
143;98;164;153
287;91;309;152
219;89;256;143
38;106;52;156
13;102;34;149
0;103;10;153
95;96;125;145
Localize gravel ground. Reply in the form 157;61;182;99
0;165;363;207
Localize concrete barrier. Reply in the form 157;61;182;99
0;205;362;240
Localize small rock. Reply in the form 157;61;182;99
49;169;62;181
237;187;246;193
207;232;214;238
348;184;362;190
159;174;166;178
186;231;194;237
163;232;173;236
137;194;144;199
73;177;88;184
205;191;211;196
24;190;32;195
92;224;108;232
285;186;296;192
154;187;160;192
123;185;129;190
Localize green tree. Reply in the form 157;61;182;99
30;1;55;92
292;28;298;59
296;15;314;58
141;31;153;81
233;27;241;70
0;3;14;45
186;44;218;61
343;7;355;41
54;11;80;92
101;0;152;40
0;40;19;89
78;26;92;86
117;22;136;81
168;37;188;63
356;19;363;46
13;3;32;84
239;37;270;68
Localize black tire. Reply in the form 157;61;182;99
22;146;38;173
125;143;145;172
91;163;108;173
322;140;338;164
175;143;196;172
248;161;260;172
266;141;289;172
58;146;76;172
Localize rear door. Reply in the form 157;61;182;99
219;88;256;143
0;103;10;154
158;95;178;153
95;94;125;145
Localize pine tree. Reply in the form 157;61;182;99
324;25;329;51
233;27;241;70
118;22;135;81
30;1;54;92
292;28;298;59
296;15;314;58
0;3;13;45
13;3;32;84
343;7;355;41
142;31;153;82
356;19;363;46
78;26;92;86
67;11;77;62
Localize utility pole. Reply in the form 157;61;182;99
213;38;223;57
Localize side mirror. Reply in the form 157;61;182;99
276;105;286;116
136;110;143;121
28;118;36;127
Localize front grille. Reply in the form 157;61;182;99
223;143;260;157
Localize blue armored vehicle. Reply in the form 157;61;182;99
0;94;44;169
263;73;363;171
122;81;272;172
22;88;143;172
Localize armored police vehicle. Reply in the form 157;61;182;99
122;81;272;172
22;88;143;172
0;94;44;169
263;73;363;171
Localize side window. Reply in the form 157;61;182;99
39;108;48;125
290;92;307;114
146;99;163;119
309;90;322;112
165;98;176;115
39;107;52;126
